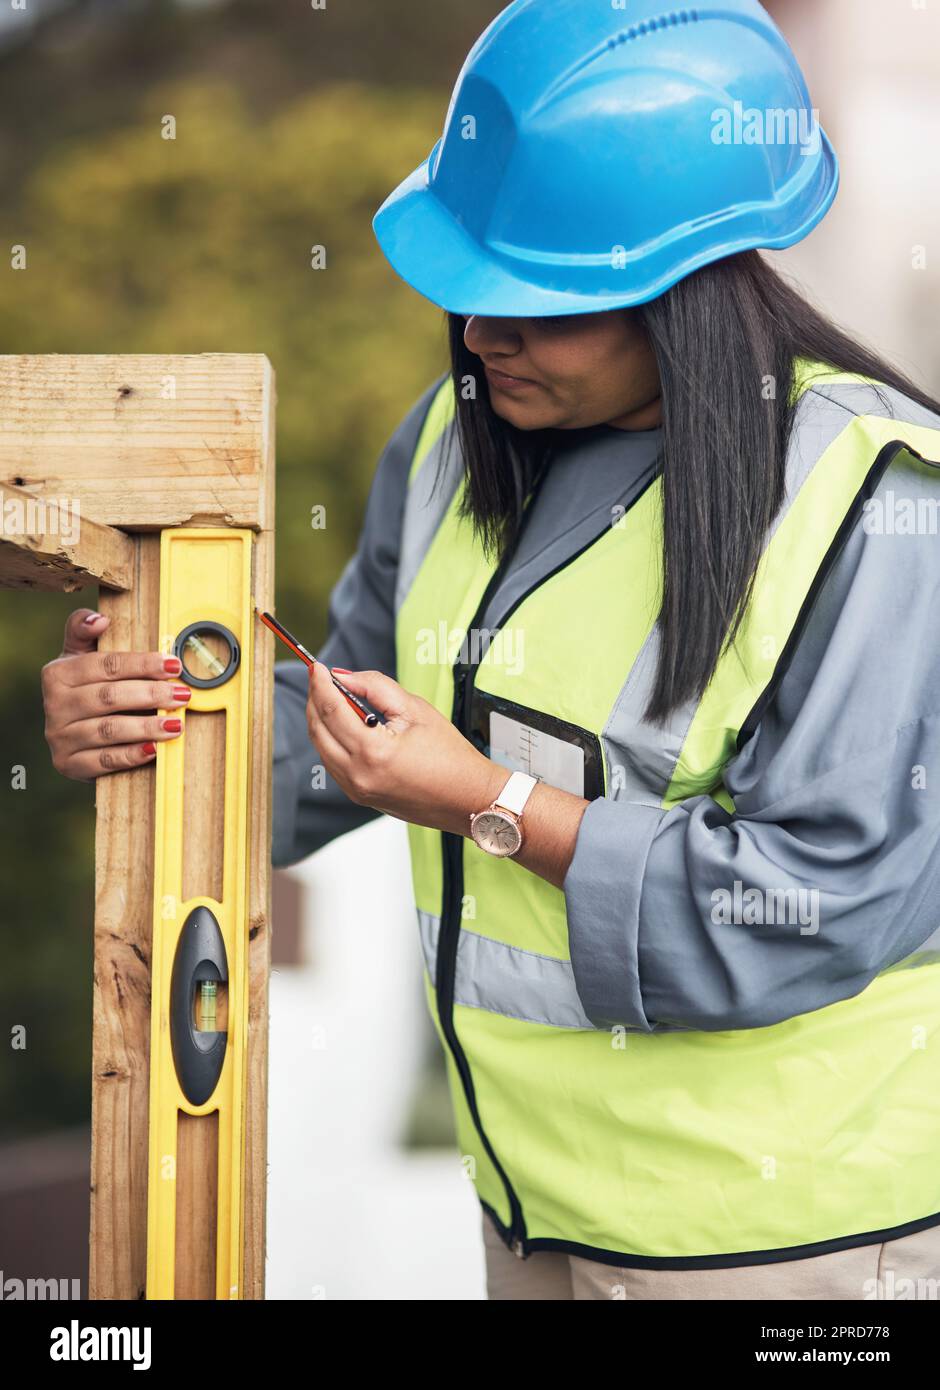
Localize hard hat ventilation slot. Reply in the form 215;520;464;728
607;10;700;47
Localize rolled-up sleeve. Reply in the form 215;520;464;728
564;492;940;1033
271;376;446;868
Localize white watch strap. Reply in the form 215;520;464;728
494;770;539;817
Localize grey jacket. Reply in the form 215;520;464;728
272;375;940;1032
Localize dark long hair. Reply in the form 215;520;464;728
445;251;940;724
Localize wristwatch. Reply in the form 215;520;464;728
469;770;540;858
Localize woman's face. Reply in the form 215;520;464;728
463;309;662;432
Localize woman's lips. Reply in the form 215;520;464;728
484;365;539;393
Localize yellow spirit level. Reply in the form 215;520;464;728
145;528;255;1299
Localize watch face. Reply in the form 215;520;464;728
471;810;522;857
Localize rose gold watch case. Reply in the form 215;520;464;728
469;806;523;857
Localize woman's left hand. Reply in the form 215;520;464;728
305;661;506;837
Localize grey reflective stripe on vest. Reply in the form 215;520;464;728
418;900;939;1030
394;418;463;616
592;388;847;807
807;380;940;433
417;910;596;1030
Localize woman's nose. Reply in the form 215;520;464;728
464;315;523;355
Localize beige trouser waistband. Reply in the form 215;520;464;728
481;1211;940;1301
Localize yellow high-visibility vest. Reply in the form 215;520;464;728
395;360;940;1265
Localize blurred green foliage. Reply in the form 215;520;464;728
6;75;452;617
0;0;499;1138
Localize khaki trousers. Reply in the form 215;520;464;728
482;1211;940;1301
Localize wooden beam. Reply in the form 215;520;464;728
0;355;274;531
0;480;135;592
76;354;275;1299
243;380;275;1297
89;544;160;1301
0;354;276;1298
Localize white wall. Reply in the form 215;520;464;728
266;816;486;1301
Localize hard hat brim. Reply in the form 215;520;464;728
372;136;840;318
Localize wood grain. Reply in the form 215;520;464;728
89;538;159;1300
83;354;275;1300
243;367;275;1301
175;1113;219;1301
0;355;273;531
0;479;134;591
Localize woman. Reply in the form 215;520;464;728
43;1;940;1300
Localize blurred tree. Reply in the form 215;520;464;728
4;75;451;624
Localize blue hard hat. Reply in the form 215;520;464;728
372;0;839;316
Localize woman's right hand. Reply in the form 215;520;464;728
42;607;193;782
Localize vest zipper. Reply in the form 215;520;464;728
434;461;660;1259
436;549;530;1254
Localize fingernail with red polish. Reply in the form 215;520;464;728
162;717;182;733
164;657;182;675
142;742;156;756
331;667;351;674
171;686;192;702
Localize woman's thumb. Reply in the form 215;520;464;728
61;608;110;657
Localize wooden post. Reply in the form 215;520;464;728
0;354;275;1299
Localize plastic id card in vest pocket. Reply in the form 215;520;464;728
468;689;605;801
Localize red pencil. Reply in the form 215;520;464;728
257;610;379;727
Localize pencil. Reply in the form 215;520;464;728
257;610;379;727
